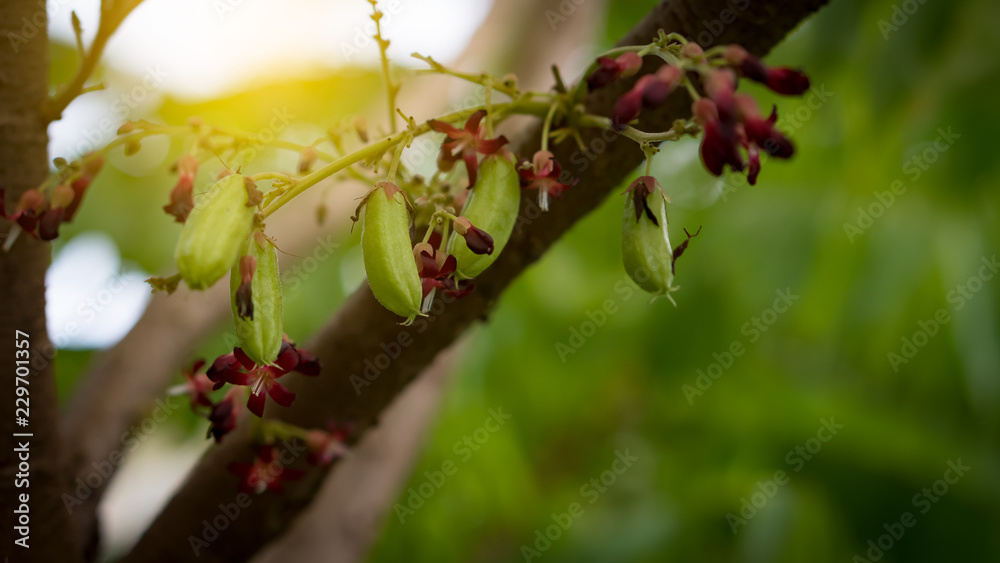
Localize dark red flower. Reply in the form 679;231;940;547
586;51;642;90
227;445;304;494
64;154;103;222
413;243;474;310
37;207;64;241
168;359;213;410
704;70;738;124
164;154;198;223
452;216;493;255
734;95;794;184
693;99;744;177
518;150;573;212
765;68;810;96
724;45;810;96
206;338;320;418
693;93;794;185
207;387;243;443
1;188;44;235
305;425;350;466
428;110;508;187
612;65;683;130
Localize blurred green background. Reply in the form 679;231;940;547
50;0;1000;561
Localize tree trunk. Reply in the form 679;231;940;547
0;1;84;561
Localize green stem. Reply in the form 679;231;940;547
541;102;559;152
262;100;551;218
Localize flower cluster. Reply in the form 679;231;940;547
227;445;304;494
206;336;320;419
586;41;809;185
225;423;350;495
694;69;797;185
0;155;103;241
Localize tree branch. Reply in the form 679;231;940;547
123;0;830;560
43;0;144;123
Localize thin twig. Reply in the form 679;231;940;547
43;0;145;123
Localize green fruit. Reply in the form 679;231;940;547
362;183;422;323
622;183;678;302
447;154;520;279
175;174;256;289
231;234;283;365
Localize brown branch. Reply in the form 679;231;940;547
0;2;85;562
43;0;144;123
120;0;830;561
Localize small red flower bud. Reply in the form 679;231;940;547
765;67;811;96
611;65;682;130
681;43;704;60
38;207;65;241
453;217;494;255
16;189;45;215
298;147;318;174
164;175;195;223
49;184;75;210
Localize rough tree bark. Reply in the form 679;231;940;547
0;2;84;562
121;0;829;561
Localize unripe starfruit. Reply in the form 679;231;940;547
175;173;257;289
231;232;283;365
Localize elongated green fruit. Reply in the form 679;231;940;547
175;173;256;289
622;179;678;301
447;154;520;279
231;235;283;365
362;183;422;322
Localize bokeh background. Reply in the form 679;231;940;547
45;0;999;561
